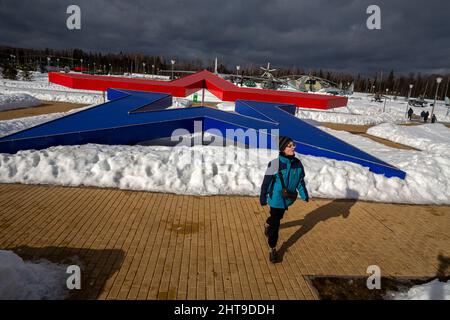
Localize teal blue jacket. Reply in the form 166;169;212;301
260;154;309;209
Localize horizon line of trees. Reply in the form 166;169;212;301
1;45;449;100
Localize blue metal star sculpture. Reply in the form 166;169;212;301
0;89;405;179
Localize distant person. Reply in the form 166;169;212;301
408;107;414;121
420;110;425;121
424;111;429;123
431;114;437;123
260;136;309;263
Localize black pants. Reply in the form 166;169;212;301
266;207;286;248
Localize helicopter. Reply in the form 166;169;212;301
159;58;352;95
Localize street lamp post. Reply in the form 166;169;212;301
57;58;60;69
405;84;413;119
109;63;112;75
47;57;51;69
171;60;175;80
80;59;83;73
152;64;155;75
383;88;389;112
236;65;241;86
143;62;146;74
431;77;443;122
93;62;96;74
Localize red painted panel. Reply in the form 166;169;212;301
49;70;347;109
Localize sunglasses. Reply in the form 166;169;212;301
286;143;296;149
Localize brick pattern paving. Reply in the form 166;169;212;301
0;183;449;300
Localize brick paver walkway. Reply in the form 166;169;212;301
0;183;449;300
0;101;88;121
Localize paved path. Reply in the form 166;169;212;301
0;101;88;121
0;183;448;300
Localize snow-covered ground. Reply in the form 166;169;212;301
296;92;450;125
0;72;103;104
386;279;450;300
0;93;41;111
0;250;69;300
368;123;450;154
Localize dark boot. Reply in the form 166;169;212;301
269;247;278;263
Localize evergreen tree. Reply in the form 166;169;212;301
1;62;18;80
20;64;33;81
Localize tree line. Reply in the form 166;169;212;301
1;45;448;99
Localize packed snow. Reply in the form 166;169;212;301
386;279;450;300
296;93;450;125
367;123;450;154
0;93;41;111
0;250;69;300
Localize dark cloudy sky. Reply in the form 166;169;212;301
0;0;449;74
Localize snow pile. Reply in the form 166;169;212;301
387;279;450;300
0;144;275;195
0;93;41;111
367;123;450;154
0;250;68;300
317;126;450;204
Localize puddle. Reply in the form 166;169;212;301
169;221;201;235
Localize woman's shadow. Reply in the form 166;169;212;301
276;191;358;263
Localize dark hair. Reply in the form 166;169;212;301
279;136;294;152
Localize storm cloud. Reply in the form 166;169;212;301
0;0;449;74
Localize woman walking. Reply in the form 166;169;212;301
259;136;309;263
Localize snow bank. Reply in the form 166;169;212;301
387;279;450;300
317;126;450;204
0;250;68;300
0;93;41;111
367;123;450;154
0;144;274;196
